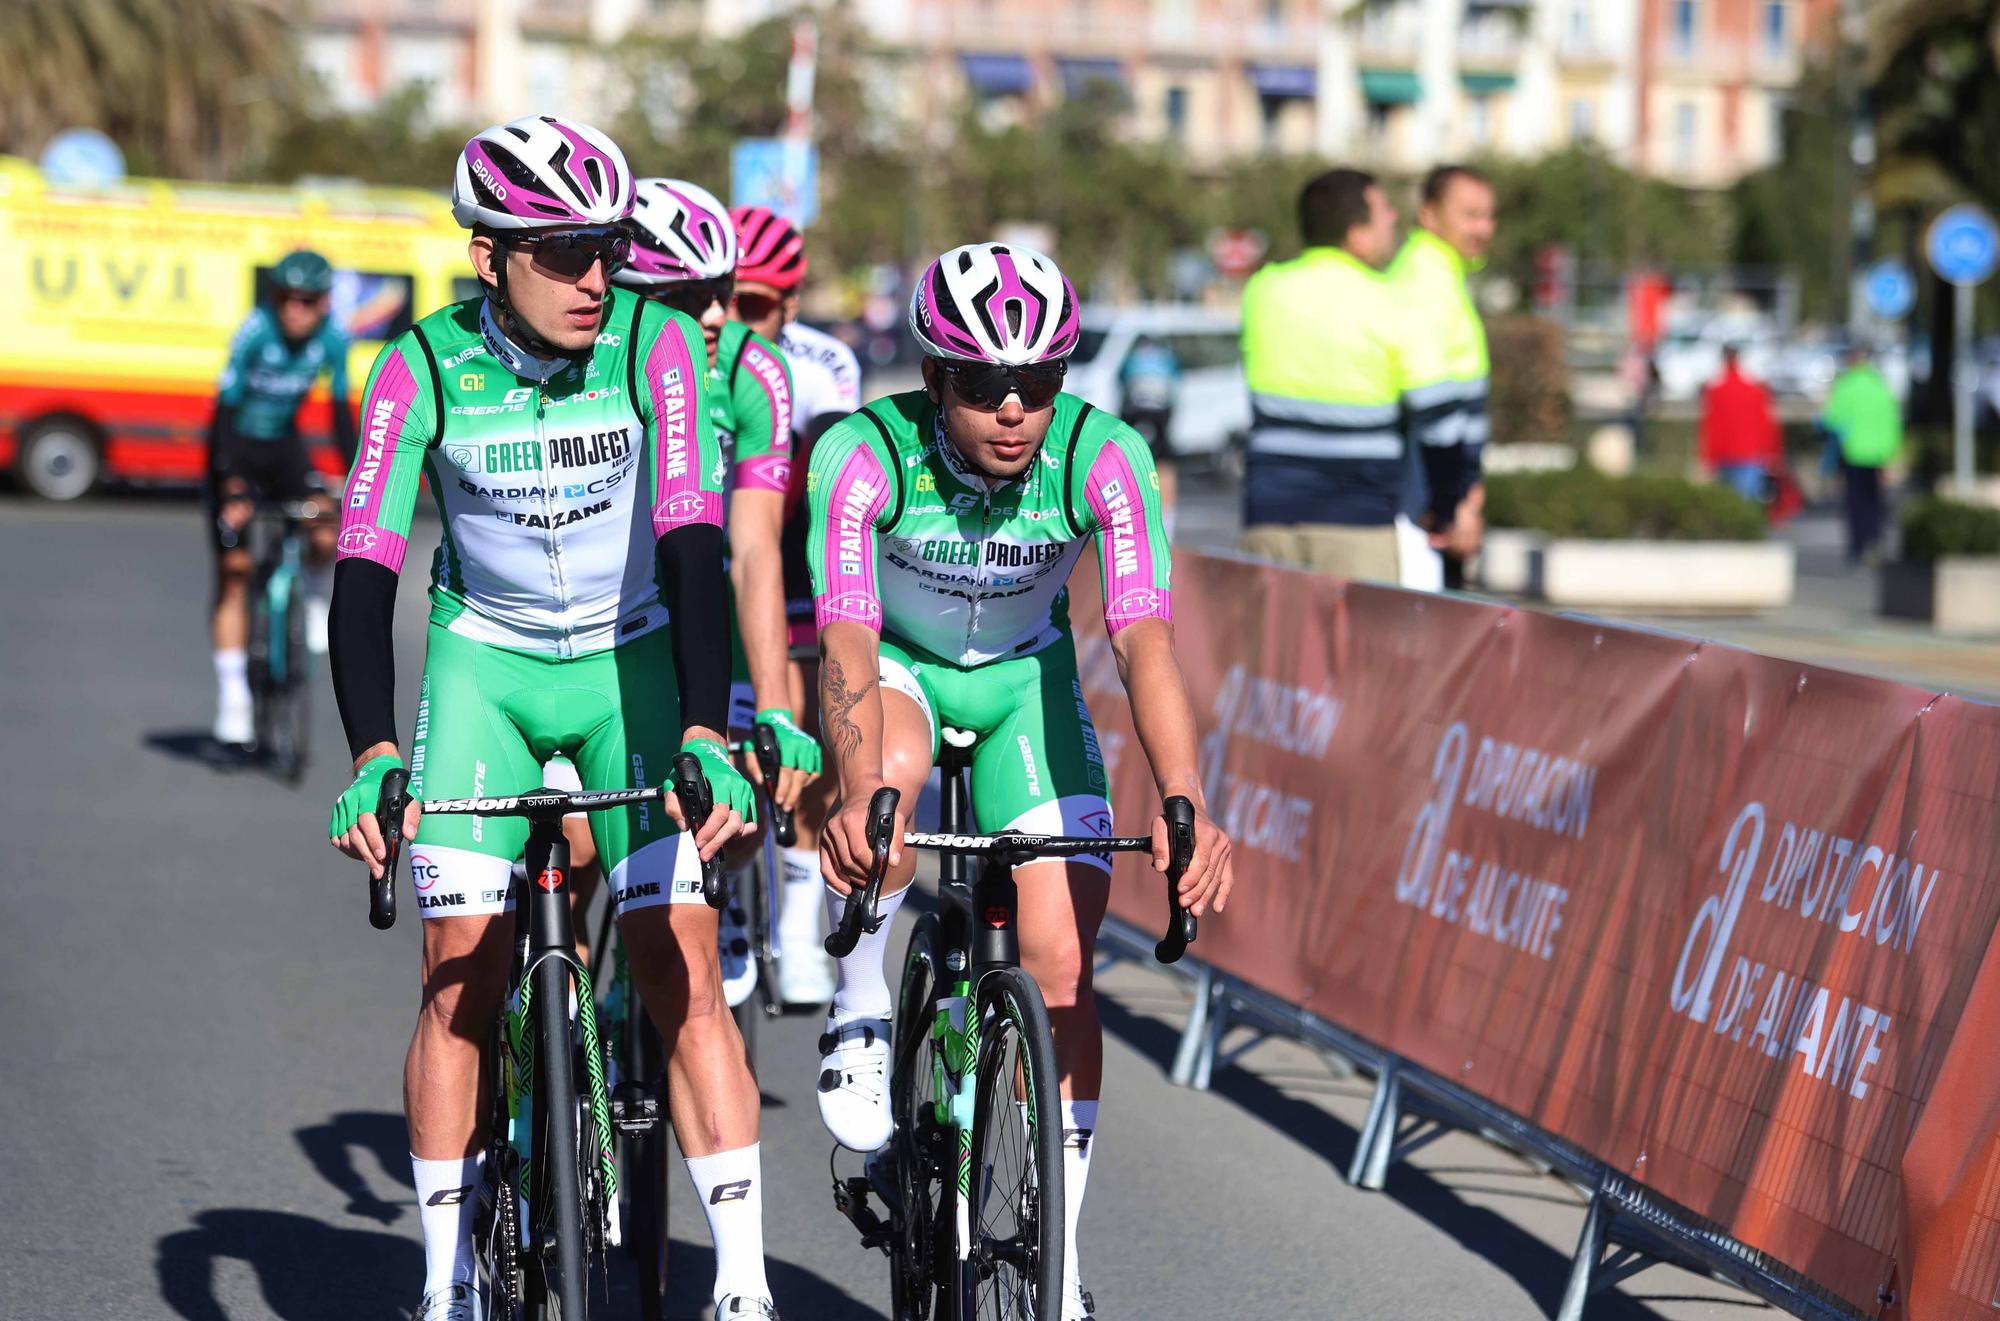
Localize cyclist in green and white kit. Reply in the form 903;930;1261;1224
323;116;779;1321
612;178;821;1009
809;242;1236;1320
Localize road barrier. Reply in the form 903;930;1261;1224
1075;550;2000;1319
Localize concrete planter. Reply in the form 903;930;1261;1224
1879;557;2000;636
1472;528;1545;595
1538;540;1796;612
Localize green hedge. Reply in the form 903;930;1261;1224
1899;498;2000;563
1485;467;1767;541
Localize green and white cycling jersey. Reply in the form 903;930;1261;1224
806;390;1173;665
336;290;723;657
709;319;794;494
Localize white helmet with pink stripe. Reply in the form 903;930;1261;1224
908;242;1081;366
452;115;635;231
617;178;736;286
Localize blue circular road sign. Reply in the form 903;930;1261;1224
1926;205;1999;287
38;128;126;186
1862;260;1916;321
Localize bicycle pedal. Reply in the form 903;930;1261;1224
608;1080;660;1136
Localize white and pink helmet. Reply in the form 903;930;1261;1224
452;115;635;231
908;242;1081;366
616;178;737;287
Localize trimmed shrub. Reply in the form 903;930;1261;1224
1485;467;1767;541
1899;498;2000;564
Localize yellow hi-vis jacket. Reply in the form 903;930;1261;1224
1387;228;1490;521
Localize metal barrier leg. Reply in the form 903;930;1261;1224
1557;1184;1610;1321
1191;980;1230;1092
1167;964;1213;1088
1348;1056;1401;1189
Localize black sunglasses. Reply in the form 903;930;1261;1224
651;275;734;319
508;225;632;280
732;289;784;323
938;358;1067;411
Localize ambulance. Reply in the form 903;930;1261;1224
0;155;472;499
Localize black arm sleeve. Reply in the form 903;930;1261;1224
330;558;401;759
207;403;242;482
330;396;359;471
654;522;731;737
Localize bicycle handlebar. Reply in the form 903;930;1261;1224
371;769;411;930
364;766;732;929
822;791;1202;965
669;751;729;909
749;723;798;848
823;787;899;959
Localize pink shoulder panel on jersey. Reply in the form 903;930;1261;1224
813;442;891;632
648;325;723;535
734;341;794;494
1082;441;1173;634
336;349;418;573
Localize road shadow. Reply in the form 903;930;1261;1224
1096;996;1736;1320
144;729;263;774
156;1208;420;1320
629;1237;880;1321
296;1110;412;1225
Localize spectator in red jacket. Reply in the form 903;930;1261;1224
1698;345;1780;504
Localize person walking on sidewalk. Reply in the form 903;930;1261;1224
1820;347;1902;564
1698;345;1781;506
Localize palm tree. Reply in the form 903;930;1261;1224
0;0;304;179
1866;0;2000;208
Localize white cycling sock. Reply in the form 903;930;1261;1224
777;847;823;946
411;1152;482;1293
824;882;907;1022
1062;1100;1098;1293
214;648;250;707
685;1143;771;1304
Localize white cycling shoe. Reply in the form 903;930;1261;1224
415;1282;484;1321
213;691;254;747
719;899;758;1008
817;1013;894;1152
775;930;836;1007
716;1294;781;1318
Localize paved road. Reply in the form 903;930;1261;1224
0;497;1767;1321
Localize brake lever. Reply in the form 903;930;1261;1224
370;768;411;931
671;752;728;909
751;722;797;848
825;787;900;958
1155;795;1198;964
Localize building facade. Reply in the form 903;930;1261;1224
294;0;1836;184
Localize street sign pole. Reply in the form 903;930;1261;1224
1926;205;1999;496
1956;280;1975;492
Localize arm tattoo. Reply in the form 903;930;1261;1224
823;656;874;761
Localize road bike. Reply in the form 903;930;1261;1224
829;730;1197;1320
224;497;327;781
371;756;726;1320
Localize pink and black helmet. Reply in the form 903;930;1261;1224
908;242;1081;366
452;115;635;231
731;205;808;290
616;178;736;288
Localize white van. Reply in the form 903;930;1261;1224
1064;305;1250;463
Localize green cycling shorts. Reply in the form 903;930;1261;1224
878;629;1114;871
406;622;700;919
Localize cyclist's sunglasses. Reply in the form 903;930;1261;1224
276;289;328;307
508;225;632;280
651;275;735;319
732;289;784;323
938;358;1067;411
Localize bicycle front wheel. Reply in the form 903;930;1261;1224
268;579;312;782
530;956;590;1320
966;967;1064;1321
889;913;945;1320
621;977;670;1321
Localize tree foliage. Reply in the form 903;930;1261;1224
0;0;303;179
